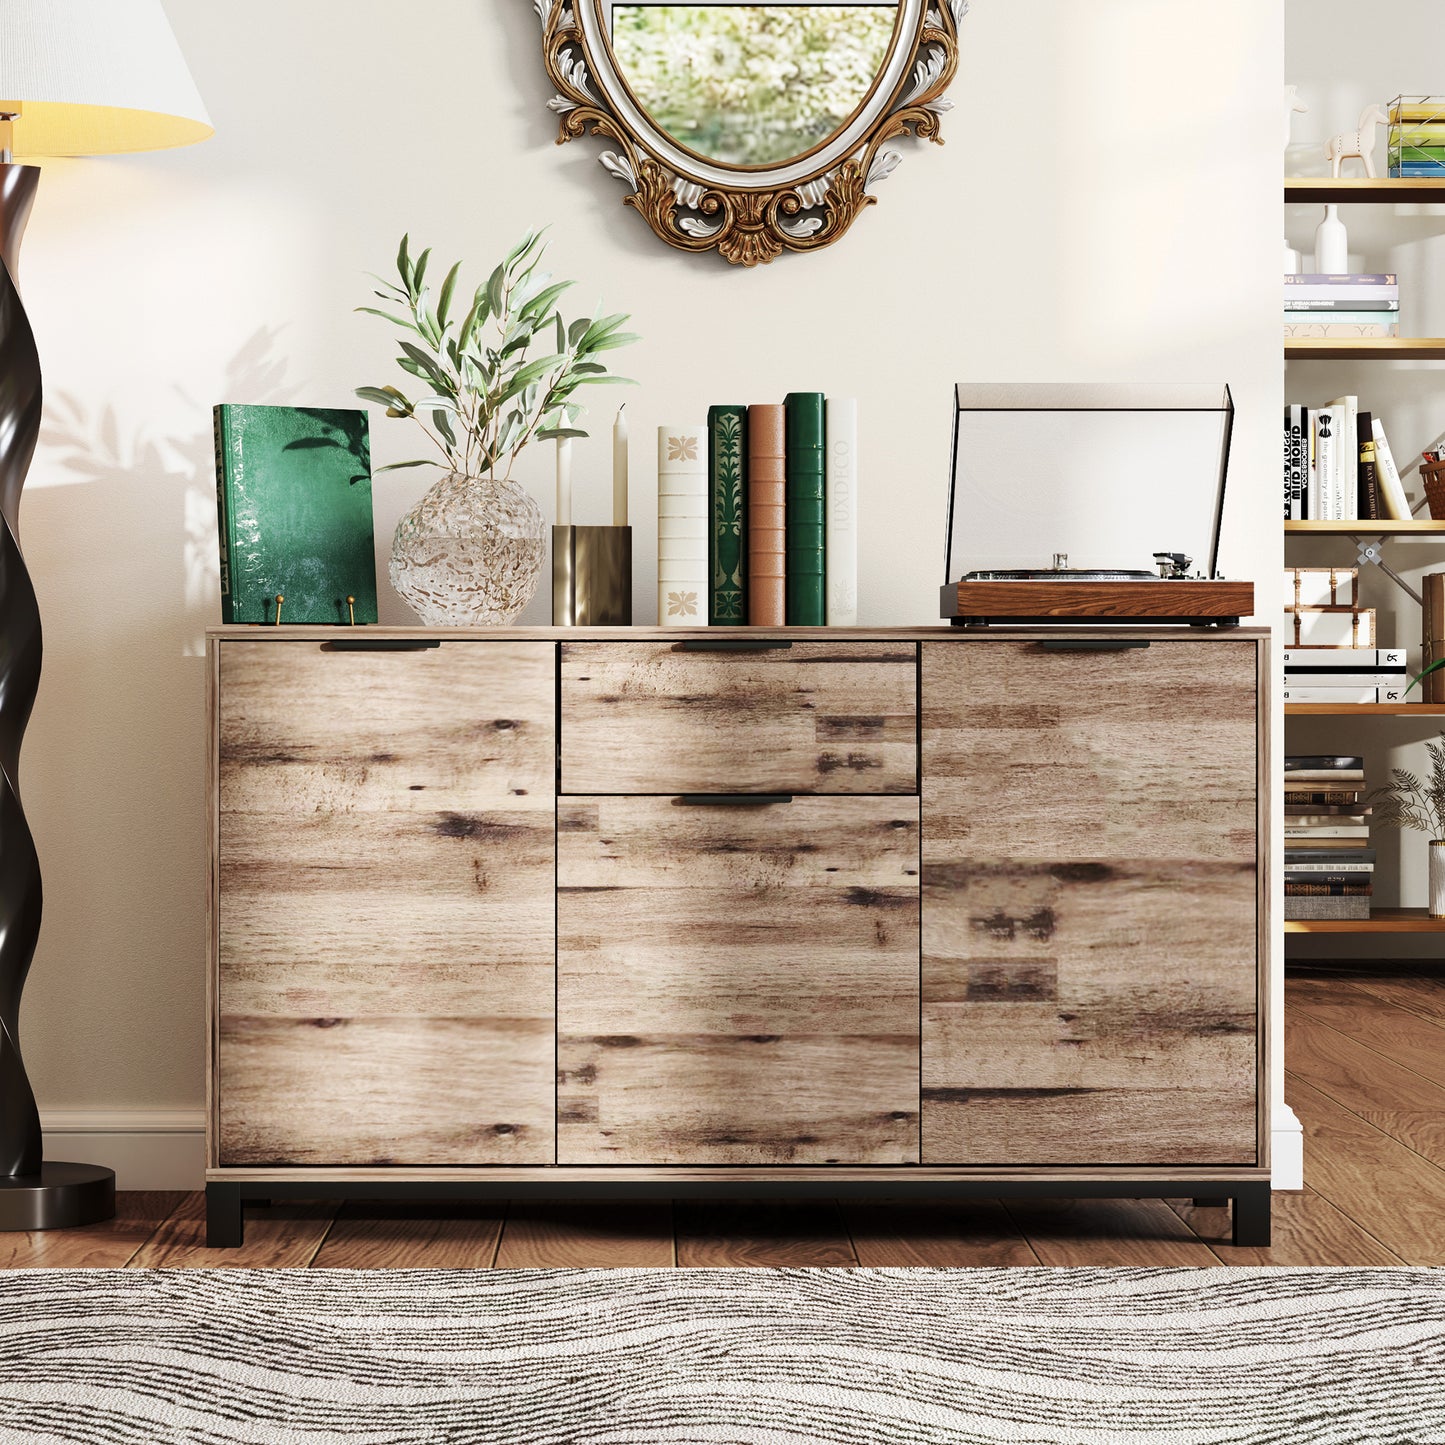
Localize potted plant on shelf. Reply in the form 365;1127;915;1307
358;232;637;624
1370;734;1445;918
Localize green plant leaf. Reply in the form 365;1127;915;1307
399;341;454;392
485;264;506;319
568;316;594;348
583;331;641;353
376;458;439;473
433;409;457;449
570;373;637;385
412;247;432;296
520;278;575;322
396;234;412;288
356;385;408;408
536;426;590;440
356;306;417;331
436;261;463;329
1405;658;1445;696
577;312;631;349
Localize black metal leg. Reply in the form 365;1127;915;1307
1231;1185;1271;1248
1193;1197;1230;1209
205;1184;244;1248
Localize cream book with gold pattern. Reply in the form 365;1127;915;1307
657;423;707;625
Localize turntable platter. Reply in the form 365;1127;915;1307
963;568;1160;582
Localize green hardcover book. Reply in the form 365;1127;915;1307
214;404;379;625
784;391;826;626
708;404;748;625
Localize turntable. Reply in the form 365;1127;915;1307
939;384;1255;626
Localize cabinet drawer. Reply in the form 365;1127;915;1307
559;640;917;793
557;794;921;1164
215;639;557;1167
919;639;1260;1167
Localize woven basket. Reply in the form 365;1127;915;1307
1421;459;1445;520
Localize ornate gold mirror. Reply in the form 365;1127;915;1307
536;1;967;266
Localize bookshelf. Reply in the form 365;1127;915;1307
1283;174;1445;939
1284;908;1445;933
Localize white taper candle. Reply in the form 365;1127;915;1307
556;435;572;528
613;404;629;528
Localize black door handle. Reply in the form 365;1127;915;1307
322;639;442;652
1039;640;1151;653
673;794;794;807
674;639;793;652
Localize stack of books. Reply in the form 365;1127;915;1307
658;393;859;629
1285;755;1373;922
1388;97;1445;177
1284;274;1399;342
1282;646;1407;705
1281;397;1412;520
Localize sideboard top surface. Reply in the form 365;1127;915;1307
206;625;1269;643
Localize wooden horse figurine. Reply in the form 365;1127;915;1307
1326;104;1389;178
1284;85;1308;153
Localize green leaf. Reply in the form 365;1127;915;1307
356;385;412;411
577;312;630;349
399;341;454;391
412;247;432;296
520;279;575;323
485;263;506;320
356;306;417;331
536;427;590;441
583;331;641;354
569;372;637;385
433;409;457;449
436;260;463;329
555;313;566;354
396;234;412;287
376;458;439;473
1405;658;1445;696
568;316;593;348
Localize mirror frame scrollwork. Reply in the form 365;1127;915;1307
535;0;969;267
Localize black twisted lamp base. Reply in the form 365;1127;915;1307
0;164;113;1231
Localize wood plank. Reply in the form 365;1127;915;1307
1286;1076;1445;1266
842;1199;1039;1267
1000;1198;1217;1266
1285;909;1445;933
920;640;1259;1166
1287;990;1445;1092
215;640;556;1167
674;1199;856;1267
494;1201;674;1268
557;795;920;1165
943;580;1253;621
129;1194;335;1268
1287;339;1445;361
1286;176;1445;202
0;1191;184;1270
309;1201;505;1269
1167;1189;1404;1266
559;640;918;794
1337;969;1445;1024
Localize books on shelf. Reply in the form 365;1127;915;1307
707;405;747;626
1284;275;1400;341
1283;687;1406;704
747;404;787;627
1390;99;1445;175
1284;756;1373;920
1284;568;1358;609
1283;400;1414;522
1283;608;1376;648
825;398;858;626
657;422;708;627
784;393;826;627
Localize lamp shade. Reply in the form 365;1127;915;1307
0;0;211;156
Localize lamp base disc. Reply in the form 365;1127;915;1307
0;1162;116;1231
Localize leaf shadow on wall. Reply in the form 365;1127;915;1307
14;327;295;1099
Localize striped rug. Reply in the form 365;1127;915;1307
1;1267;1442;1443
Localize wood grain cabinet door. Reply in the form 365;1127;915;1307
559;641;917;793
557;795;921;1164
920;640;1260;1167
215;641;556;1167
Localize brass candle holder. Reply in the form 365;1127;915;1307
553;525;633;626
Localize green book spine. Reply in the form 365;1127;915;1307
784;392;826;625
708;405;748;625
213;406;239;623
213;404;380;626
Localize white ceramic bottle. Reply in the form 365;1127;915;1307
1314;204;1348;274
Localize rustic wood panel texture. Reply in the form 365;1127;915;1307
559;641;917;793
557;795;920;1165
943;580;1255;621
920;640;1259;1167
673;1199;857;1267
494;1202;675;1268
0;1191;184;1270
215;641;557;1167
842;1199;1040;1267
130;1195;336;1269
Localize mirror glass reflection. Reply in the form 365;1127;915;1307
606;3;900;167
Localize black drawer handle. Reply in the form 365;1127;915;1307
322;639;442;652
675;639;793;653
673;794;794;807
1039;640;1151;653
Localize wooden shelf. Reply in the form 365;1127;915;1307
1285;519;1445;534
1285;703;1445;715
1286;177;1445;203
1285;907;1445;933
1286;338;1445;360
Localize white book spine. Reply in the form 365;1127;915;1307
1332;395;1358;521
657;423;708;626
1372;418;1412;521
1282;687;1404;703
1283;648;1405;667
1284;862;1375;872
825;398;858;625
1314;408;1337;520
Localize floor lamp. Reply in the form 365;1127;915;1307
0;1;211;1231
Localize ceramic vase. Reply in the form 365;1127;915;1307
1285;239;1301;275
1314;205;1348;274
390;471;547;626
1431;840;1445;919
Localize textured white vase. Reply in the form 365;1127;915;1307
1431;841;1445;919
1284;239;1301;275
1314;204;1348;274
390;471;547;626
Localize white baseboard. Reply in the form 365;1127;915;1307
41;1109;206;1191
1272;1103;1304;1191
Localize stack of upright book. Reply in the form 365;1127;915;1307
1282;645;1407;705
1388;97;1445;176
1284;274;1399;342
1285;755;1373;922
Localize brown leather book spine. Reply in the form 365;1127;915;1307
1425;572;1445;703
748;403;786;626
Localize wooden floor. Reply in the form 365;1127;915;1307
5;964;1441;1270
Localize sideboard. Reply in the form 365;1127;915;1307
205;626;1271;1246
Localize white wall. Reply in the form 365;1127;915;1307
1286;0;1445;959
19;0;1284;1178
